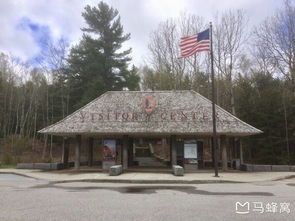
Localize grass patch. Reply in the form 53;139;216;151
0;164;16;169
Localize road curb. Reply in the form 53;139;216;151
270;174;295;181
0;171;245;184
51;179;245;185
0;171;40;180
1;170;294;185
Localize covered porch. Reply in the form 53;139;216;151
60;133;245;172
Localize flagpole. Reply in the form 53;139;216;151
210;22;219;177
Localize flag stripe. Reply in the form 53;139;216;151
181;46;210;58
180;40;210;52
180;47;210;58
181;43;210;55
180;34;197;40
180;41;210;56
179;48;210;58
179;39;197;47
180;42;210;57
178;29;210;58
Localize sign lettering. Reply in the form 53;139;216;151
79;110;221;123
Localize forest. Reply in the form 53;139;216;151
0;1;294;166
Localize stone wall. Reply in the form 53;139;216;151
241;164;295;172
17;162;72;170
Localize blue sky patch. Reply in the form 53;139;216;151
16;17;51;65
17;17;51;47
16;17;68;68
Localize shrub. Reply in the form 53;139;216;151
6;135;33;155
1;153;14;165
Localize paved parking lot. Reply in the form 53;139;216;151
0;174;294;221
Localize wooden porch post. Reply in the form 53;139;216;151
75;135;81;170
122;135;128;170
62;137;70;168
220;135;228;171
170;135;177;167
239;139;244;165
88;137;94;167
210;137;214;167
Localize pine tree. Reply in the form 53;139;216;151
66;1;138;109
235;72;295;164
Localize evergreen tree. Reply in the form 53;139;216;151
235;72;295;164
66;1;139;110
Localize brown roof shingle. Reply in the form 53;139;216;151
38;90;262;136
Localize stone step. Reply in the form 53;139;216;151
138;161;166;167
134;157;158;162
134;157;167;167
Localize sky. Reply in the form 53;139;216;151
0;0;287;68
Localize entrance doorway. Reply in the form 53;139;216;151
128;137;169;167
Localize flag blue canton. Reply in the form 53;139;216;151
197;29;209;41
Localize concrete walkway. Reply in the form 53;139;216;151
0;168;294;184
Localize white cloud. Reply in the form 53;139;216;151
0;1;39;61
0;0;88;62
0;0;285;67
104;0;284;66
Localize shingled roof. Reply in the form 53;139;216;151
38;90;262;136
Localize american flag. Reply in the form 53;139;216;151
178;29;210;58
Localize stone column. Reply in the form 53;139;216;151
220;135;228;171
88;137;94;167
62;137;70;167
122;135;128;170
170;135;177;167
75;135;81;170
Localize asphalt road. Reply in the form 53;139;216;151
0;174;294;221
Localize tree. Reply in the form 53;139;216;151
122;65;140;91
66;1;139;110
141;66;175;90
213;9;248;114
252;0;295;164
253;0;295;91
146;13;207;91
235;72;295;164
